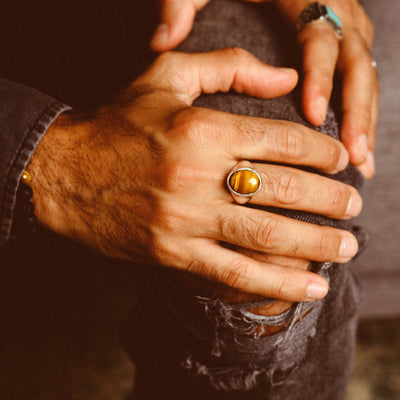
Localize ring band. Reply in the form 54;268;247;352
297;2;343;39
227;167;262;197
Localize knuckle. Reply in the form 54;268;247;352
328;186;351;215
219;215;250;243
218;215;235;239
321;140;342;171
275;173;300;205
219;215;279;251
313;72;334;93
276;124;308;160
169;107;210;140
359;5;374;42
219;262;252;289
255;219;279;250
356;106;372;125
234;117;265;142
231;117;247;140
344;106;372;135
313;228;339;261
186;259;211;280
224;46;250;61
315;232;330;261
346;32;372;65
273;274;298;300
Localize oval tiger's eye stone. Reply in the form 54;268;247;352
229;169;260;195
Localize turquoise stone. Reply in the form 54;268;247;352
325;5;343;29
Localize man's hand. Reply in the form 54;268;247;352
27;49;361;302
151;0;378;179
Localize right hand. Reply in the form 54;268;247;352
28;48;361;302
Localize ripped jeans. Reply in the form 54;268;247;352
121;1;367;399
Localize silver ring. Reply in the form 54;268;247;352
297;2;343;39
227;167;262;198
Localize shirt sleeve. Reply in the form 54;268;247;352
0;77;71;245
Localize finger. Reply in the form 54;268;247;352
216;114;349;174
297;23;340;126
216;246;311;317
357;3;375;48
225;160;362;218
213;206;359;264
339;31;375;168
144;49;298;103
357;82;379;179
244;163;363;219
188;240;328;302
150;0;210;52
226;245;311;270
369;81;379;151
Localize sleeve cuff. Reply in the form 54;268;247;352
0;102;71;245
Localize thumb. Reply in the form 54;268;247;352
142;49;298;104
180;48;298;103
150;0;210;52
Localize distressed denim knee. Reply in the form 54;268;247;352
122;252;364;399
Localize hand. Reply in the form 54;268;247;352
151;0;378;179
27;49;361;302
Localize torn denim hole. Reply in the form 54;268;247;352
180;290;327;391
195;261;332;354
154;262;332;391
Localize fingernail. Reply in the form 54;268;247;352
280;67;296;74
151;23;170;48
305;281;329;301
314;96;327;124
368;151;375;175
345;191;363;218
335;148;350;172
357;134;368;161
339;232;358;259
359;151;375;178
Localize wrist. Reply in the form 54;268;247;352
27;112;95;245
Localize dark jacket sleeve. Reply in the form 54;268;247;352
0;78;70;245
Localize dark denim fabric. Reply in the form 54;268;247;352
122;1;366;399
0;78;70;244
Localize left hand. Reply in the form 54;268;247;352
150;0;378;179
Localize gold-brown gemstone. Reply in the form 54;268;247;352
229;169;261;195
